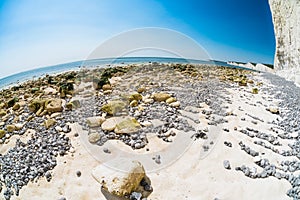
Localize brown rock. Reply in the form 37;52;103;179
0;130;5;139
102;84;112;91
114;117;141;134
6;125;16;132
92;161;146;197
46;99;63;113
153;93;171;102
44;119;57;129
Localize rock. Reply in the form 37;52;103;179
0;130;6;139
76;171;82;177
0;110;6;117
252;88;259;94
101;117;121;131
66;99;81;110
92;160;146;197
267;106;279;114
170;101;180;107
44;87;57;95
130;192;142;200
59;81;74;98
128;93;143;101
152;93;171;102
50;112;61;118
7;97;19;108
12;103;20;111
114;117;141;134
31;87;40;93
28;99;46;113
55;126;63;132
140;121;152;127
223;160;231;170
130;100;138;107
144;99;154;104
102;84;112;91
103;90;112;95
102;100;127;115
238;79;247;86
15;123;24;130
46;99;63;113
88;132;101;144
44;119;56;129
6;125;16;132
103;147;111;154
86;116;106;128
166;97;176;104
153;155;161;164
137;87;146;93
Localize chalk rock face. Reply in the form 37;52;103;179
269;0;300;85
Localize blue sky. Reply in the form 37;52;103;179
0;0;275;78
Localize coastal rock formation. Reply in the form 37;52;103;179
268;0;300;85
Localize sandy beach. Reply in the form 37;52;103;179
0;63;299;200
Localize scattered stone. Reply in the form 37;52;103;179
252;88;259;94
103;148;111;154
0;130;6;139
6;125;16;132
86;116;105;128
102;84;112;91
130;100;138;107
101;117;119;131
76;171;82;177
114;117;141;134
223;160;231;170
144;99;154;104
152;93;171;102
267;106;279;114
88;132;101;144
44;119;57;129
137;87;146;93
166;97;176;104
170;101;180;108
224;141;232;147
153;155;161;164
46;99;63;113
102;100;127;115
12;103;20;111
129;93;143;101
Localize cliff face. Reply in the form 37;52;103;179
269;0;300;70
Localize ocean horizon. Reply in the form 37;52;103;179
0;57;236;90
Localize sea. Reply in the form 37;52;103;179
0;57;237;90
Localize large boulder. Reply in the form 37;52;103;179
92;161;146;197
102;100;127;115
114;117;141;134
46;99;63;113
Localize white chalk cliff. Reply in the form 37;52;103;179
268;0;300;85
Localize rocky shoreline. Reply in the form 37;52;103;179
0;62;299;199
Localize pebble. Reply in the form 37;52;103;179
223;160;231;170
88;132;101;144
103;147;111;154
76;171;81;177
153;155;161;164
